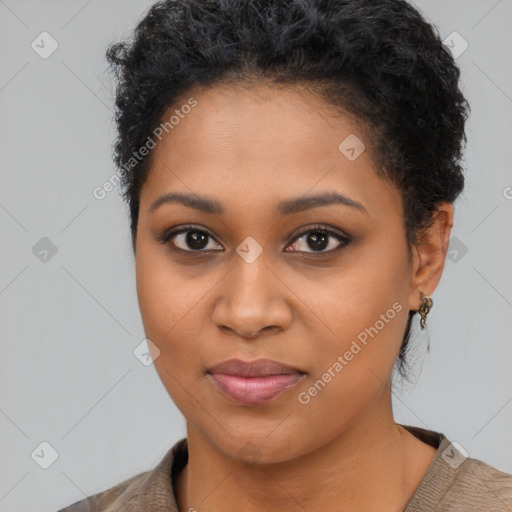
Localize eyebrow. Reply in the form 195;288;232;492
149;191;367;216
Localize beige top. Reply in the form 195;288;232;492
57;425;512;511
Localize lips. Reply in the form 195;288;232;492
206;358;306;404
207;358;304;377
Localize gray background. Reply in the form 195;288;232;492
0;1;510;510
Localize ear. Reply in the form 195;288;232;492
407;202;454;311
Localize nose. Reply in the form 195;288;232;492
211;255;292;340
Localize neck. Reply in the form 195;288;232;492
175;393;436;512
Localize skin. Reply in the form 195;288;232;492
135;82;453;511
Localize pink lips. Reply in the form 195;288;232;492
207;358;306;404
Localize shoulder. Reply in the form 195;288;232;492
56;471;149;512
401;425;512;511
445;457;512;510
56;438;187;512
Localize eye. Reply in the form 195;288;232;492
285;225;351;254
157;225;223;253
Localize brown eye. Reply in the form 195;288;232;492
286;226;351;254
158;226;223;252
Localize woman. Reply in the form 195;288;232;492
58;0;512;510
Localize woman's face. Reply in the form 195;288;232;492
135;83;429;463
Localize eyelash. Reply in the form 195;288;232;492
156;224;351;256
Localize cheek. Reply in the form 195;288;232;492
135;240;213;397
294;290;407;414
136;237;197;334
290;277;408;450
298;239;408;348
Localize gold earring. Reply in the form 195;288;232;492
419;292;433;329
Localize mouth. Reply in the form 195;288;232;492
206;358;307;404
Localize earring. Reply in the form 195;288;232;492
418;292;433;329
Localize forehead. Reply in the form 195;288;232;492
140;83;402;220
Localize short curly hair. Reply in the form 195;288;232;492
106;0;470;379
